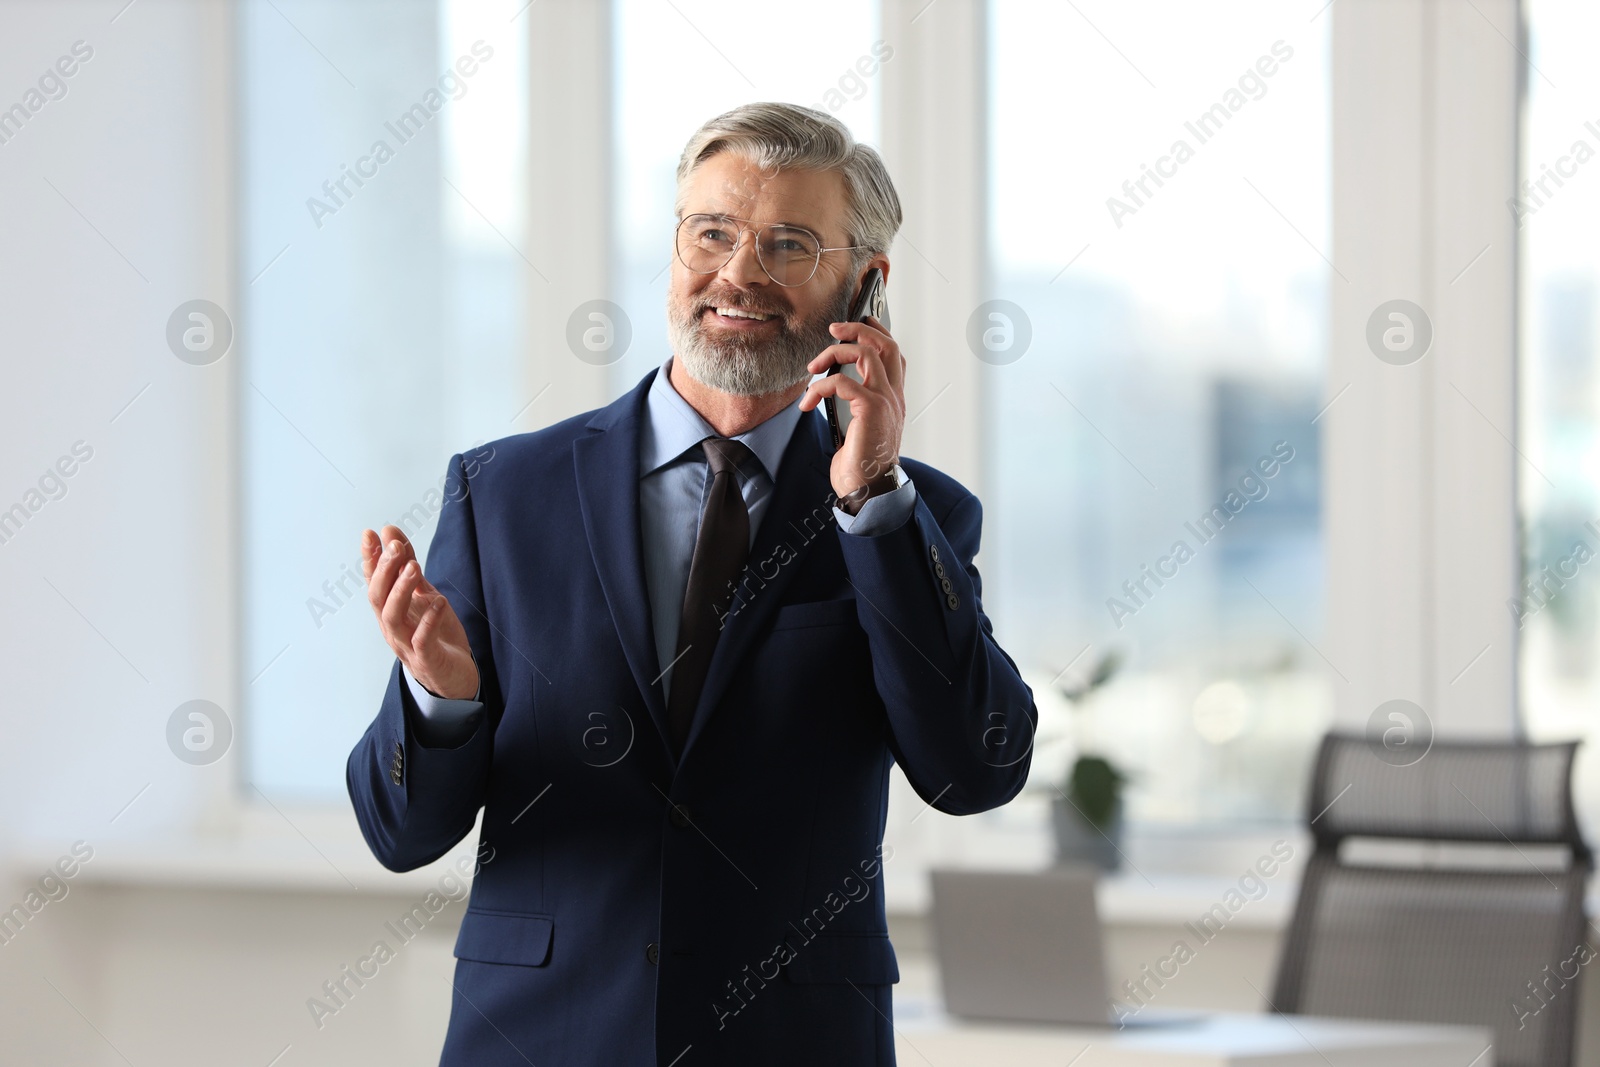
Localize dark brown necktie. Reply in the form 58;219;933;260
666;436;753;756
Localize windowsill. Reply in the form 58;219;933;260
5;822;1297;930
57;827;1596;942
1;806;486;896
3;835;1302;932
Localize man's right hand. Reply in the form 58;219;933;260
362;524;480;700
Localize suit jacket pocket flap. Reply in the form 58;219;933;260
454;909;554;967
783;932;899;984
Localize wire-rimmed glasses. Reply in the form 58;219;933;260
674;213;866;287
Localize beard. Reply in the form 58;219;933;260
667;279;852;397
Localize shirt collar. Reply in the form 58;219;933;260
639;356;804;482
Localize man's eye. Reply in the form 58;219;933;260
773;238;806;253
701;229;731;243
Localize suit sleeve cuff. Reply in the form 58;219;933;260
402;662;484;748
834;471;917;537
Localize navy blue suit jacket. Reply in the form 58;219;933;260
347;367;1037;1066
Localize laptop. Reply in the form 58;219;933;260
929;866;1196;1029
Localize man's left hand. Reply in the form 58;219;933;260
799;314;906;514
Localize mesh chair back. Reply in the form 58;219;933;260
1272;733;1591;1067
1305;732;1588;857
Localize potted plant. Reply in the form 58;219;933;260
1050;650;1128;871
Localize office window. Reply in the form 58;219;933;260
241;0;528;800
988;0;1331;823
610;0;883;391
1519;0;1600;830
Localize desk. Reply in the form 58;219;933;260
892;1004;1492;1066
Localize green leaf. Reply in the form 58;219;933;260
1068;755;1125;830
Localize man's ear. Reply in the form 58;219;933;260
861;254;890;292
844;259;896;321
846;256;890;310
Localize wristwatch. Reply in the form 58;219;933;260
873;463;908;494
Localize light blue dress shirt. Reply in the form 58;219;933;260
403;356;917;743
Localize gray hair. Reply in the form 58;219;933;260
674;102;902;270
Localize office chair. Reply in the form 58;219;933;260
1272;732;1592;1067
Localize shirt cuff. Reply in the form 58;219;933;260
834;470;917;537
402;662;484;747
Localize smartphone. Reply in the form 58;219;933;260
824;267;889;452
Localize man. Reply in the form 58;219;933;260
347;102;1036;1066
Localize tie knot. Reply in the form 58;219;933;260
701;436;754;478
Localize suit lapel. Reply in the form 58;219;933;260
571;372;676;764
680;410;838;760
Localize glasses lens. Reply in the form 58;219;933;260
757;226;821;286
677;214;738;273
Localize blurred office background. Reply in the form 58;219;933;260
0;0;1591;1062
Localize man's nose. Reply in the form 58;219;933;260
716;230;769;288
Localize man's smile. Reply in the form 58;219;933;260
702;306;782;330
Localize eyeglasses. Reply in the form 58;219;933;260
674;213;866;287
